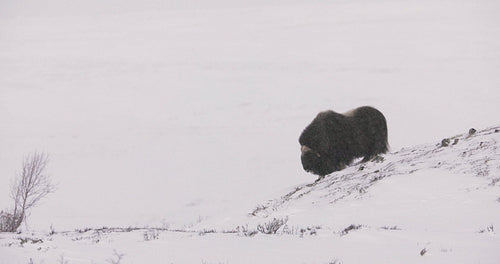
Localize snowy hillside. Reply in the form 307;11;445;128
1;126;499;263
250;126;500;225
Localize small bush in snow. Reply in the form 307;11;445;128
19;237;43;246
235;225;258;237
75;227;92;233
160;219;170;230
250;204;267;216
0;211;21;233
281;225;320;237
300;227;318;237
257;217;288;234
49;224;56;236
489;178;500;186
340;224;363;236
198;229;217;236
280;225;299;236
478;225;494;234
380;225;401;231
143;229;159;241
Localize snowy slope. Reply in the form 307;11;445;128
199;125;500;232
250;126;500;225
1;126;499;263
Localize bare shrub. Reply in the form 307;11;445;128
49;224;56;235
143;229;160;241
1;152;56;232
340;224;363;236
280;224;298;235
198;229;217;236
300;226;318;237
380;225;401;231
0;211;19;233
280;225;320;237
250;204;267;216
257;217;288;234
235;225;258;237
75;227;92;233
478;225;494;234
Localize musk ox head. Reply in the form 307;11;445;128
299;106;388;177
300;145;322;173
300;145;345;176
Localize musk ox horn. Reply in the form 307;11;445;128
301;145;320;157
301;145;311;153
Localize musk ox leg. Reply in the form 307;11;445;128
313;162;346;182
361;140;388;163
361;155;374;163
336;162;347;171
361;154;385;163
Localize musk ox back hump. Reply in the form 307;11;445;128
299;106;388;176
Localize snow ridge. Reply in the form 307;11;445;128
251;125;500;218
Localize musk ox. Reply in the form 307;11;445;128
299;106;388;177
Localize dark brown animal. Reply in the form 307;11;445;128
299;106;388;177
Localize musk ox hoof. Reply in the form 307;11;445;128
371;155;385;163
299;106;389;177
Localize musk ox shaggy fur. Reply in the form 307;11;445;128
299;106;388;177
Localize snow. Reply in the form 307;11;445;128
1;0;500;263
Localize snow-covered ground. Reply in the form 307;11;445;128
1;0;499;262
1;125;499;263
